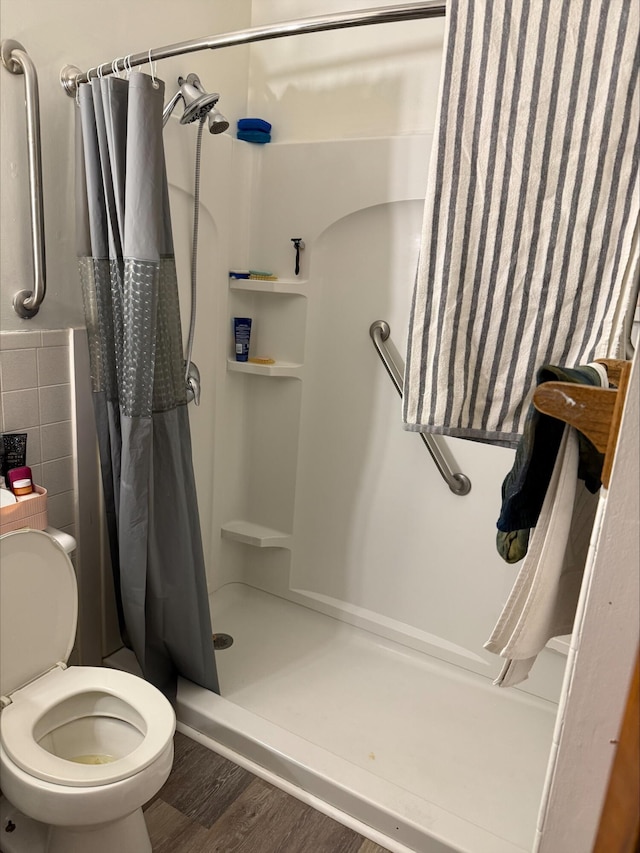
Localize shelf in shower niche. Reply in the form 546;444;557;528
230;278;308;296
227;358;303;378
221;520;292;549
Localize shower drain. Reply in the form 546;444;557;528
212;633;234;650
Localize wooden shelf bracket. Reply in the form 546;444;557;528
532;359;632;488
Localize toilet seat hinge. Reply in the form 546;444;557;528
0;695;12;709
55;661;68;671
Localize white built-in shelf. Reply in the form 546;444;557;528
227;358;303;378
547;636;570;656
221;520;292;549
229;278;308;296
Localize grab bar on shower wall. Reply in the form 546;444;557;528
369;320;471;496
1;40;46;319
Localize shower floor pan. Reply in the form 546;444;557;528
176;582;557;853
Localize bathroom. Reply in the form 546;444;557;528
1;1;638;852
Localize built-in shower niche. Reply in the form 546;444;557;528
220;374;301;584
227;280;308;376
221;281;307;566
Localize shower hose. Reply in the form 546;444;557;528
183;115;206;400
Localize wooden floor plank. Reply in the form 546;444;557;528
146;733;392;853
358;840;396;853
274;797;364;853
218;779;317;853
197;778;291;852
158;732;255;828
206;775;364;853
145;799;211;853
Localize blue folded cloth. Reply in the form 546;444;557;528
236;130;271;144
237;118;272;133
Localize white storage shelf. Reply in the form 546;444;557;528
229;278;306;376
230;278;308;296
221;520;292;549
227;358;303;378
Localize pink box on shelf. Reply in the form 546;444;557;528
0;485;48;535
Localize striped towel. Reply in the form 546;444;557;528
404;0;639;447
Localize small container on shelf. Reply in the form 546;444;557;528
0;484;48;535
233;317;253;362
8;465;33;496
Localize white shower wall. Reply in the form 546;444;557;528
174;111;568;850
202;135;567;702
247;0;447;141
162;0;569;703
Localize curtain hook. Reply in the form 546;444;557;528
124;54;132;78
97;63;103;79
148;49;159;88
112;57;123;78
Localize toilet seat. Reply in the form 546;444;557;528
1;667;175;787
0;529;77;698
0;529;175;788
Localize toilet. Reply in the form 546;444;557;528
0;528;176;853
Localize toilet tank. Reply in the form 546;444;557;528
45;527;76;555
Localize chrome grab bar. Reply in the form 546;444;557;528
1;40;46;319
369;321;471;496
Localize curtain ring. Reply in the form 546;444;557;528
124;55;132;78
112;57;123;78
148;49;159;88
97;63;104;79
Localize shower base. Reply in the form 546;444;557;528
175;582;557;853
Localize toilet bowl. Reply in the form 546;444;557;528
0;528;176;853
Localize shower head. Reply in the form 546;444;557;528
179;74;219;124
162;73;228;131
207;107;230;135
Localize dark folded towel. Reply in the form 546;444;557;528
496;364;605;563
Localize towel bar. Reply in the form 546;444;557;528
369;320;471;496
1;39;46;319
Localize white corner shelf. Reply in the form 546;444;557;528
227;358;303;378
221;520;292;549
229;278;308;296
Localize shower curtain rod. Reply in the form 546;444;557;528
60;0;446;96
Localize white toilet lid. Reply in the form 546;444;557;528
0;529;77;697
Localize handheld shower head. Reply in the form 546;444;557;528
162;74;229;131
179;74;219;123
207;107;230;134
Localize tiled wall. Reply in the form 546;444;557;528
0;329;75;537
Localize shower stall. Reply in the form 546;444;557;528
146;128;568;852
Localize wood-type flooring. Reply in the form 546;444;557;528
144;732;392;853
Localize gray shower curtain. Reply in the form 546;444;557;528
75;72;219;701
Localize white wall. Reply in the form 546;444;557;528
190;2;566;701
212;135;567;701
0;0;252;331
248;0;446;141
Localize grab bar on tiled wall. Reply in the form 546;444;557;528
1;40;46;319
369;320;471;496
